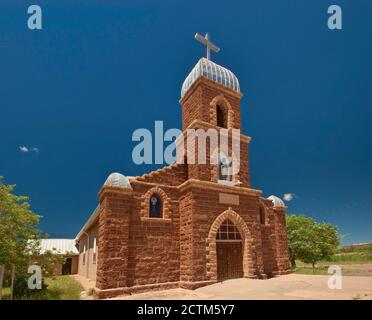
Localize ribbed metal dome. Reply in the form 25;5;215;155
104;172;132;189
181;58;240;98
268;195;286;208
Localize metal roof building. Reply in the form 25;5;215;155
36;239;79;255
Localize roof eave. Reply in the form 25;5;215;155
75;205;100;241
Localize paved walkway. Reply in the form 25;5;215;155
71;274;96;291
71;274;95;299
110;274;372;300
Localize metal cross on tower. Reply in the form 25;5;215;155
194;32;220;60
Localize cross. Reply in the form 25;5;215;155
194;32;220;60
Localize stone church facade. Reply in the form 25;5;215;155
76;49;291;299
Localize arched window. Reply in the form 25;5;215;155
216;105;227;128
216;219;242;240
149;194;162;218
259;206;265;224
218;153;232;182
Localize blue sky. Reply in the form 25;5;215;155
1;1;371;244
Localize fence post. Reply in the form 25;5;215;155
10;265;15;300
0;265;4;300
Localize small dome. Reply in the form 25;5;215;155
181;58;240;98
268;195;285;207
104;172;132;189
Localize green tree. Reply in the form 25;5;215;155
286;214;340;268
0;177;72;299
36;250;66;278
0;177;42;276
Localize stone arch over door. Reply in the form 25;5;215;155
206;208;255;280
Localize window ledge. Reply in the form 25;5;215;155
140;217;172;223
218;179;235;186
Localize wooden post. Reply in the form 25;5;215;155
0;265;4;300
10;265;15;300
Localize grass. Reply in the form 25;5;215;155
293;243;372;276
1;275;84;300
293;267;329;275
339;243;372;254
1;287;11;299
293;266;367;276
323;243;372;264
41;275;84;300
323;253;372;264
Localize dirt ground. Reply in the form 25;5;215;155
324;263;372;276
109;274;372;300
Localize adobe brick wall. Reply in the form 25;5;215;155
94;182;181;297
180;77;250;187
258;198;292;276
30;256;63;275
126;182;180;287
93;186;290;298
180;122;251;187
136;163;187;186
30;254;78;276
179;183;262;286
181;77;242;130
93;180;291;298
87;73;291;299
96;187;132;290
70;255;79;274
273;208;291;274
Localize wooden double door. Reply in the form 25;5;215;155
216;241;243;281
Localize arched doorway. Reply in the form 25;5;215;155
206;208;255;281
216;219;243;280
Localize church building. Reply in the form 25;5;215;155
75;33;291;299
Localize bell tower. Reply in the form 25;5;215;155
179;33;251;187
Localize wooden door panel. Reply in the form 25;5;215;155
217;242;243;281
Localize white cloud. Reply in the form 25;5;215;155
283;193;295;201
19;146;40;153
